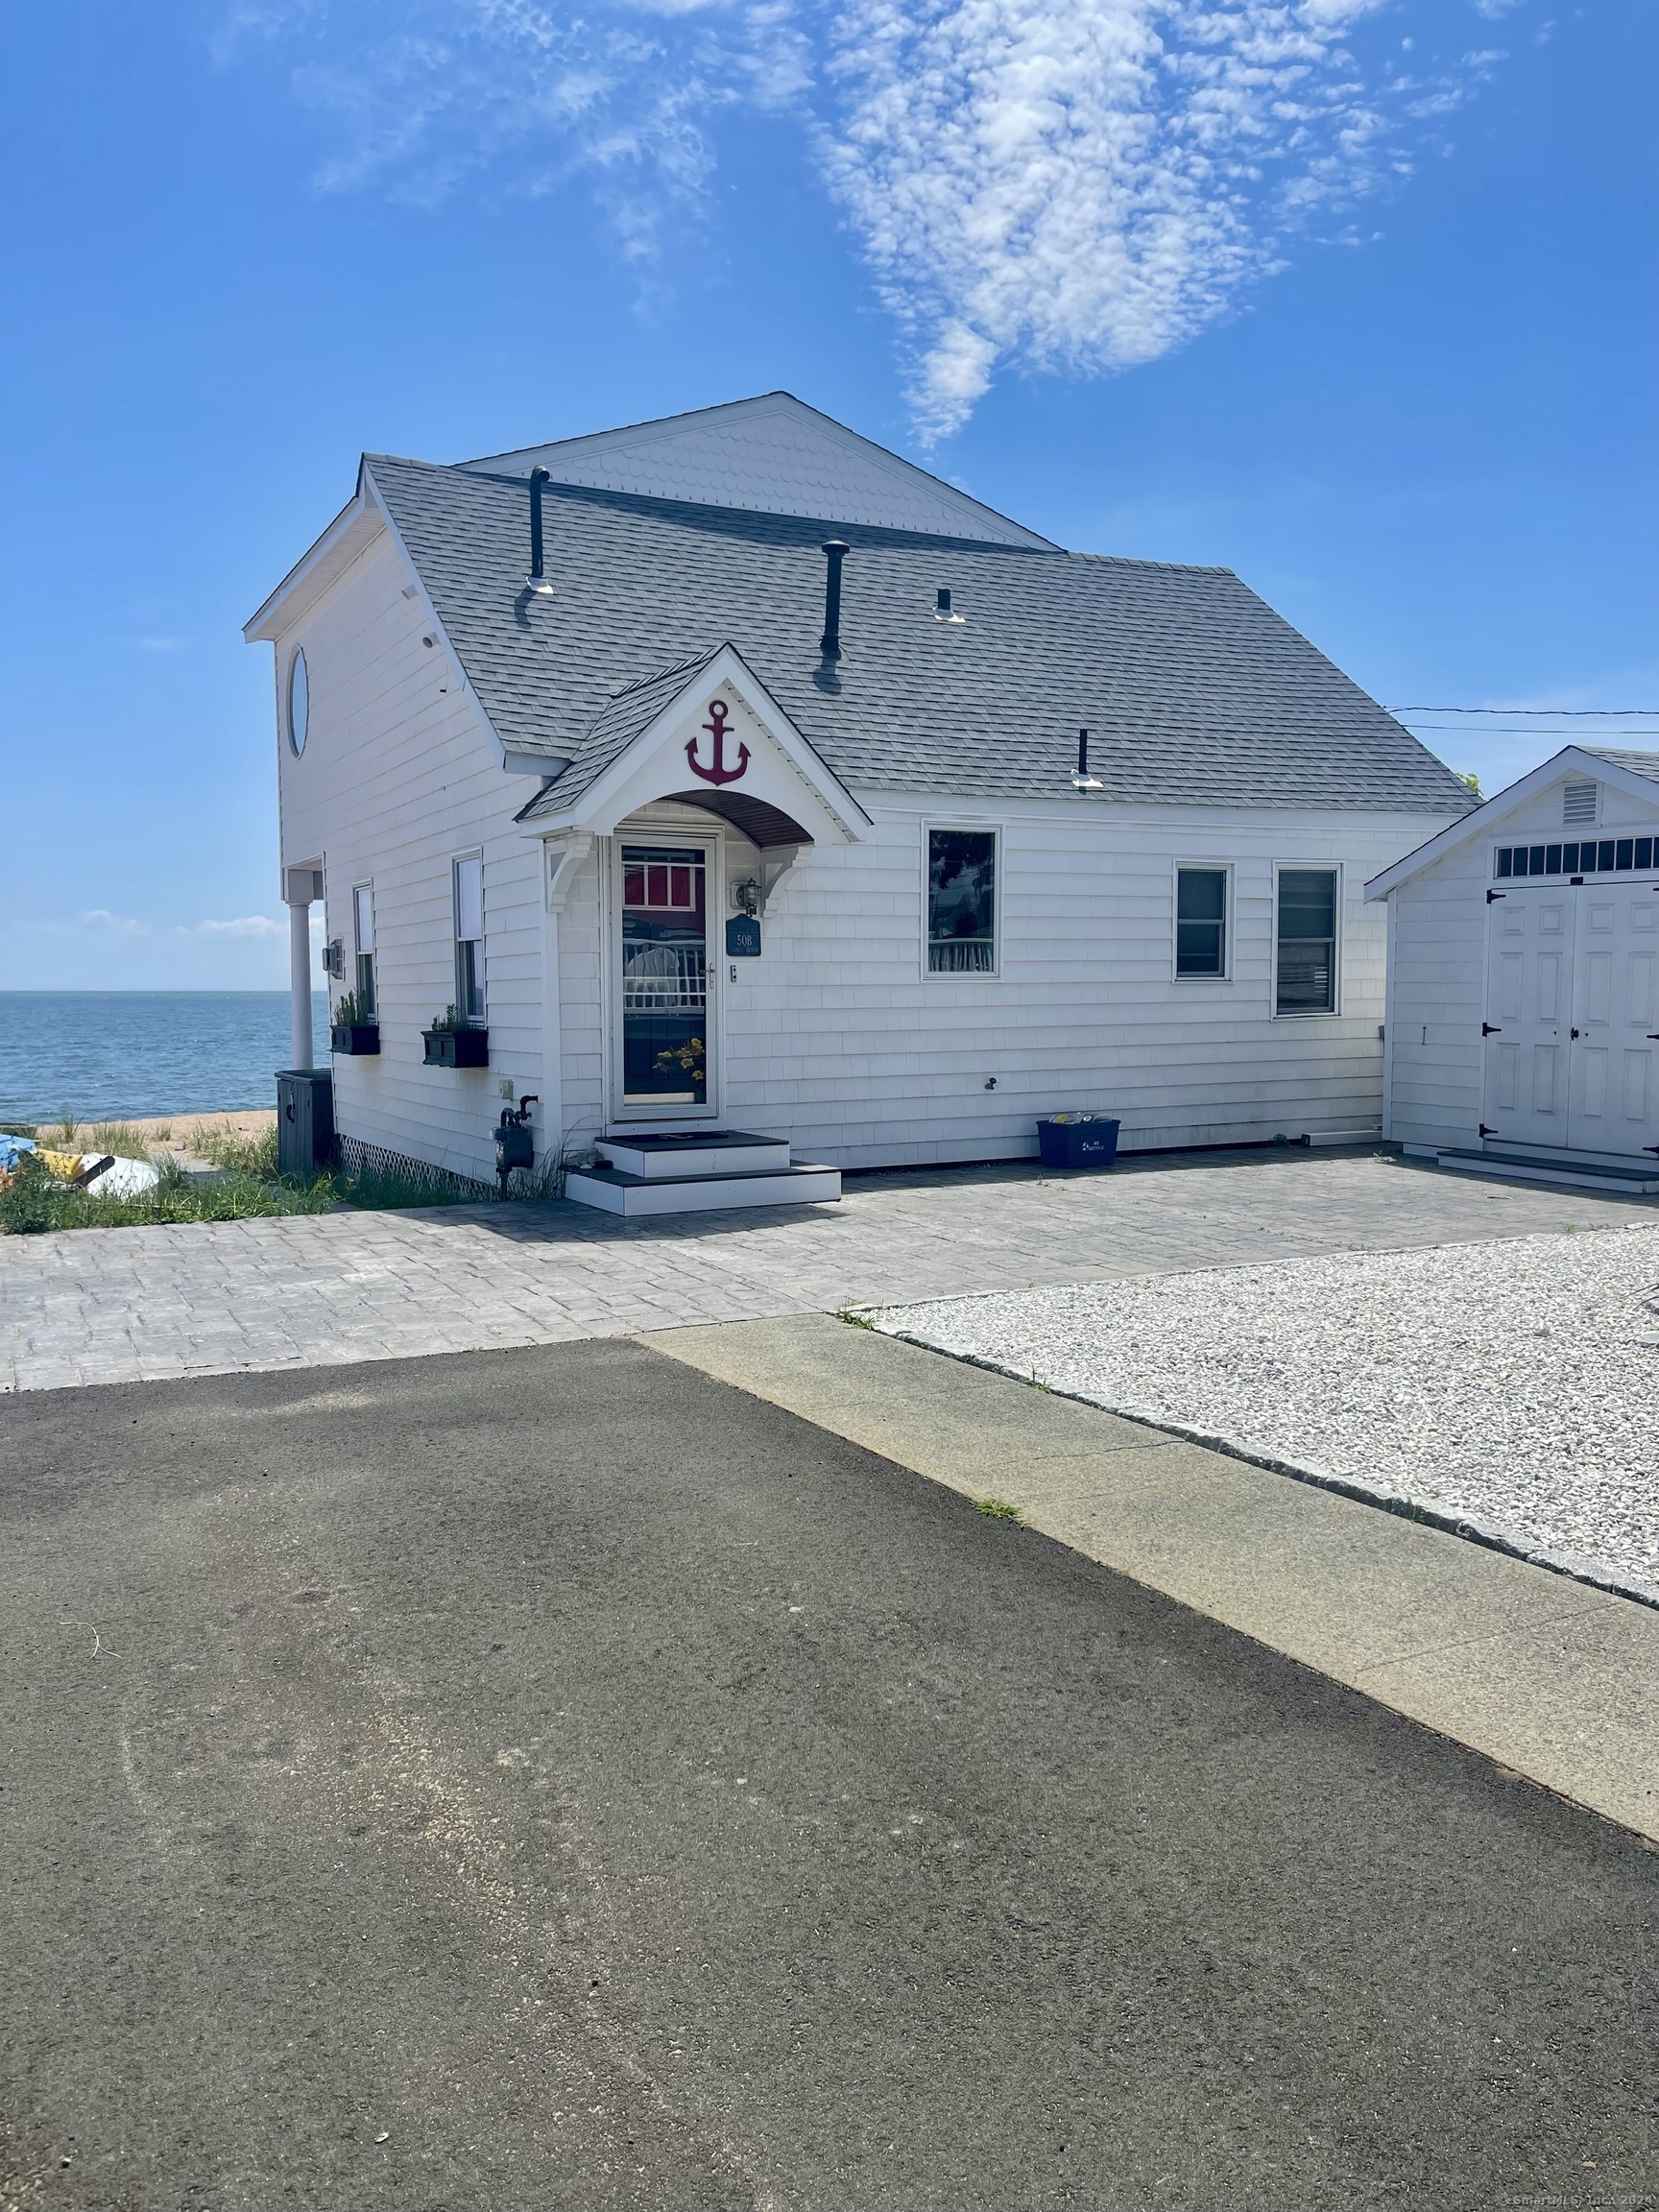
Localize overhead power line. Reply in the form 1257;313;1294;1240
1385;705;1659;717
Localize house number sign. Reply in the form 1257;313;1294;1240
686;698;750;786
726;914;761;958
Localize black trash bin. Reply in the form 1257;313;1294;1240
276;1069;335;1176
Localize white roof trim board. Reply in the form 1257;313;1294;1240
460;392;1057;551
517;641;870;846
1363;746;1659;901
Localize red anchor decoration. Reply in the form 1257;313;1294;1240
685;698;750;786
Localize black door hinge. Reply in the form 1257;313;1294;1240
1486;889;1505;903
1571;1027;1580;1039
1647;1145;1659;1157
1479;1123;1499;1138
1482;1022;1501;1035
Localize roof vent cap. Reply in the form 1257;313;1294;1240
1071;727;1103;792
935;588;966;625
819;541;850;661
526;466;555;598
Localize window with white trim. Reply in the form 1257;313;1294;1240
1276;869;1338;1014
1175;867;1228;976
453;856;485;1025
351;885;376;1018
927;829;997;974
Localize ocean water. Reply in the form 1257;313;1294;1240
0;994;329;1124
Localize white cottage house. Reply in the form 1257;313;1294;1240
1366;745;1659;1193
245;392;1474;1213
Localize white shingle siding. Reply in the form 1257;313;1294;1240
275;524;549;1184
460;394;1053;548
541;796;1430;1170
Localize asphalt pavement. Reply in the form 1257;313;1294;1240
2;1338;1655;2211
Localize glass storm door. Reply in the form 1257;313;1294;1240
619;845;710;1109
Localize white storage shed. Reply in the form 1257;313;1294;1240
1366;746;1659;1192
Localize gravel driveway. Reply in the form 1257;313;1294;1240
873;1223;1659;1602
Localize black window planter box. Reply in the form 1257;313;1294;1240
331;1022;380;1056
423;1026;489;1069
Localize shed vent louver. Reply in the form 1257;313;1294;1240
1562;780;1599;827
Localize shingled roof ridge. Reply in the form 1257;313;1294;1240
601;644;725;707
1070;550;1234;576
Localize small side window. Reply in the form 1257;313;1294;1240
286;648;309;757
352;885;376;1018
927;829;997;974
1176;868;1227;976
454;856;485;1024
1276;869;1338;1014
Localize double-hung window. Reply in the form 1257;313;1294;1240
453;855;485;1025
352;885;376;1018
1275;868;1338;1014
927;829;997;974
1175;867;1228;976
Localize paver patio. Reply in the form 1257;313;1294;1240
4;1147;1654;1394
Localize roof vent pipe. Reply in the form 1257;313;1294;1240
1072;726;1102;792
527;467;554;597
820;541;849;660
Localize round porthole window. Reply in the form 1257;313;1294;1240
287;647;310;757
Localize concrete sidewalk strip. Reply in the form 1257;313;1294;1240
643;1312;1659;1845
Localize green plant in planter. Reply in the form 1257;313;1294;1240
427;1004;476;1034
333;987;371;1026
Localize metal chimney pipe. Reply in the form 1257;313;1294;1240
820;541;850;659
1077;727;1089;778
528;466;552;592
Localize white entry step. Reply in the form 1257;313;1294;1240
1428;1146;1659;1196
565;1129;841;1217
596;1130;791;1179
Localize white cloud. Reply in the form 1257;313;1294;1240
78;908;153;936
184;915;285;938
25;909;285;942
822;0;1493;438
223;0;1513;436
223;0;808;250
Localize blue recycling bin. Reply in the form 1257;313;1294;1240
1036;1114;1120;1170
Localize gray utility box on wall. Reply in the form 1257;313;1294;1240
276;1069;335;1175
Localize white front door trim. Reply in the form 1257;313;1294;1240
604;827;725;1128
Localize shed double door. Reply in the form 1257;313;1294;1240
1482;881;1659;1155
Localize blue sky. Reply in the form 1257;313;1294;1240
3;0;1653;988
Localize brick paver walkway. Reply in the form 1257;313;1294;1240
3;1151;1652;1393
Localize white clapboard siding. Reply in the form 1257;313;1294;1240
1382;774;1659;1153
275;525;549;1184
555;796;1443;1170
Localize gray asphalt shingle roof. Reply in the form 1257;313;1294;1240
369;453;1474;814
1580;747;1659;783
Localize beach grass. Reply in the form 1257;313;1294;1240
84;1123;160;1163
0;1106;545;1234
0;1157;336;1236
0;1142;508;1235
189;1119;280;1176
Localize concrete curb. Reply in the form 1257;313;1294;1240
870;1322;1659;1616
641;1312;1659;1846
